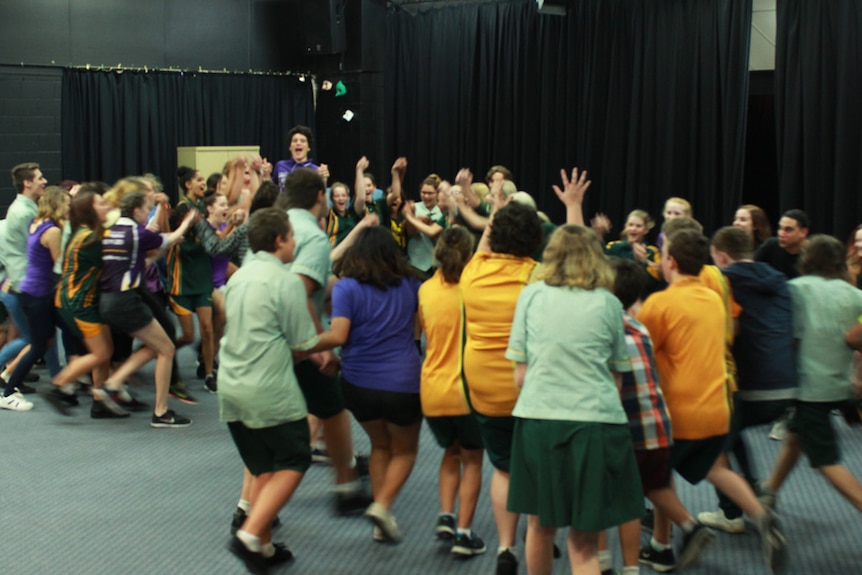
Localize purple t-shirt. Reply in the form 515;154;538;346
19;220;58;298
209;221;231;289
332;276;422;393
274;158;319;193
101;217;166;293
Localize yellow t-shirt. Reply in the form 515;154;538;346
700;265;741;393
460;251;537;416
418;270;470;417
638;276;731;439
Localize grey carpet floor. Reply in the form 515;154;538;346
2;348;861;574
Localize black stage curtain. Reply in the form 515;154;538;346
775;1;862;238
385;0;751;234
61;70;315;202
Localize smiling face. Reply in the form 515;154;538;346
331;185;349;214
733;208;753;234
26;169;48;200
207;194;229;225
290;133;310;162
420;184;438;210
363;176;375;201
186;171;206;199
624;215;648;243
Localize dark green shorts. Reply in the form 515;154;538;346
169;293;213;315
669;435;726;484
426;414;484;451
787;400;845;468
295;360;344;420
473;412;515;472
227;419;311;476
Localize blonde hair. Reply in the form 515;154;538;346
620;209;655;240
664;197;692;216
471;182;490;201
35;186;69;225
536;225;614;290
104;177;150;208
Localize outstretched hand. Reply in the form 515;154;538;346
553;167;591;207
356;156;370;173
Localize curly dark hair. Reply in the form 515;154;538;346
333;226;420;289
489;202;543;257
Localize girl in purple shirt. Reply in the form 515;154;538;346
0;187;73;411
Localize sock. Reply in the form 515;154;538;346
439;512;455;519
650;537;671;552
0;369;10;382
349;456;357;469
598;549;613;571
680;519;697;533
93;388;109;401
333;480;361;494
456;527;471;536
238;499;250;513
623;566;640;575
497;546;514;555
236;529;262;552
260;542;275;558
59;383;76;395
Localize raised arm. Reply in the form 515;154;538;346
331;212;379;263
552;167;592;226
353;156;370;217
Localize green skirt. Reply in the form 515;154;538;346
507;418;645;531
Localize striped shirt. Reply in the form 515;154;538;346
620;314;672;450
57;227;103;311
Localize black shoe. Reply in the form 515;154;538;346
15;382;37;394
336;488;373;516
452;531;487;557
266;542;294;566
204;374;217;394
435;514;456;540
639;545;675;573
109;390;148;412
91;398;131;419
24;372;40;383
231;507;247;535
677;524;716;570
228;535;269;575
196;362;206;380
39;387;74;416
150;409;192;428
57;390;79;406
496;549;518;575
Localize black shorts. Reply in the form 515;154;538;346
787;400;845;468
99;290;153;335
342;379;422;426
294;359;344;420
669;435;726;484
635;447;673;493
227;419;311;476
426;415;484;451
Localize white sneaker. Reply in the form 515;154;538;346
0;393;34;411
769;420;788;441
697;510;745;534
365;502;402;543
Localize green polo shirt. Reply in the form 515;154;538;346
285;208;332;319
218;251;319;428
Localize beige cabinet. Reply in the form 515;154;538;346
176;145;260;198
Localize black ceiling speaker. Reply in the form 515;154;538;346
301;0;346;55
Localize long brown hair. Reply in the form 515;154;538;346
69;188;105;246
434;227;474;284
333;226;420;289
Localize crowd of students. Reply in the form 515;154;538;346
2;126;862;575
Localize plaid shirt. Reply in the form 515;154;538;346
620;314;673;450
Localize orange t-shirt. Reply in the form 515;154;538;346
638;275;731;439
460;252;537;416
418;270;470;417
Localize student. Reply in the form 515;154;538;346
405;176;446;278
847;223;862;289
698;227;797;533
418;226;486;556
638;228;786;573
604;209;661;281
98;190;195;427
460;202;544;575
760;235;862;513
733;204;773;250
221;207;342;574
278;167;369;514
323;226;424;543
505;225;644;575
655;197;691;251
755;209;810;280
326;164;367;247
273;125;329;193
